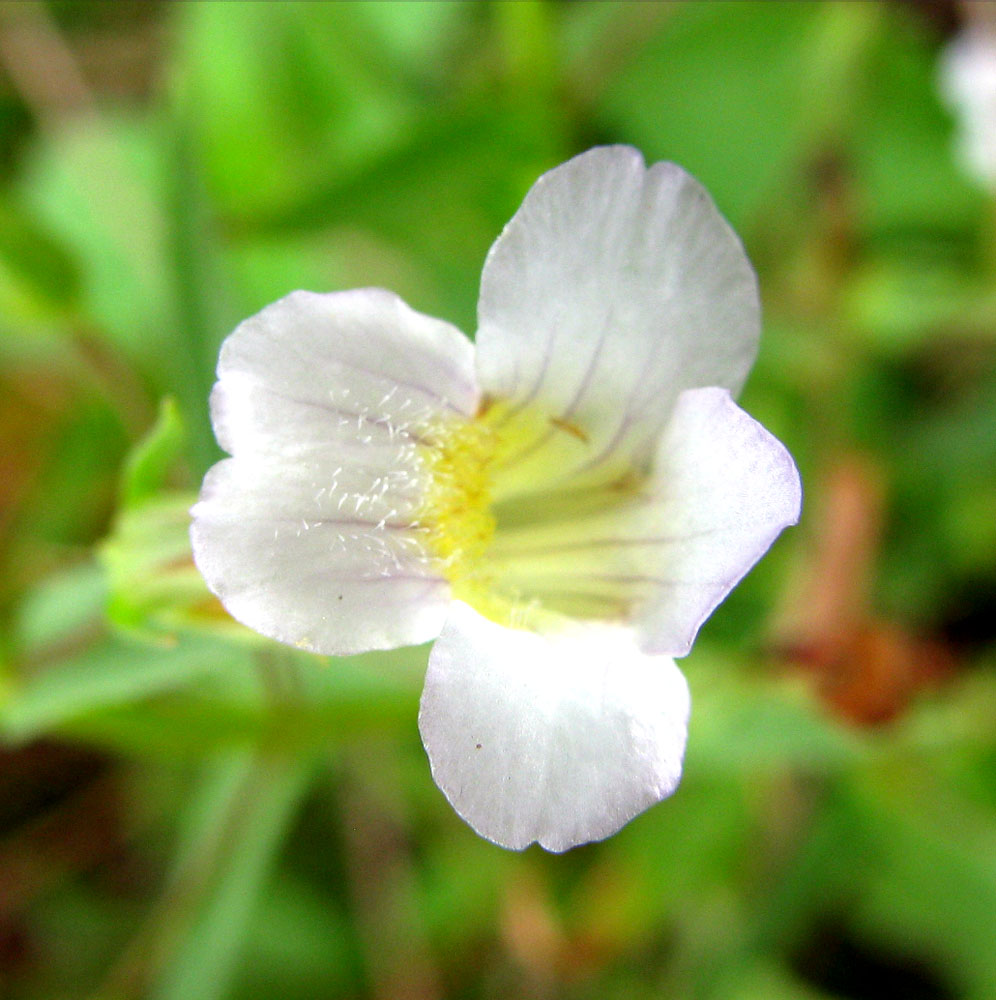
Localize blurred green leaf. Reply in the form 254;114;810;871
233;871;356;1000
119;397;187;509
686;651;864;774
13;392;130;547
61;645;425;759
249;104;564;331
708;958;835;1000
349;0;470;81
16;110;227;470
17;114;174;365
849;762;996;999
227;226;432;322
852;6;983;237
845;257;996;353
173;1;429;220
148;752;313;1000
0;196;80;325
0;633;250;743
10;557;107;659
596;1;833;226
161;114;239;472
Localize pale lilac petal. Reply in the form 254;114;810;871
418;601;691;852
637;386;802;656
191;288;478;655
476;146;759;482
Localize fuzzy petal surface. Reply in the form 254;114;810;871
210;288;478;458
419;601;691;851
191;289;479;655
476;146;759;484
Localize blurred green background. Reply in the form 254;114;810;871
1;2;995;998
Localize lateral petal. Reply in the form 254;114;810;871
637;386;802;656
192;288;479;655
191;457;451;655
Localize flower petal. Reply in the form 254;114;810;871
191;459;451;654
211;288;478;459
418;601;691;852
637;386;802;656
476;146;759;482
479;388;799;646
191;288;480;655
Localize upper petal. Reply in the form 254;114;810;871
191;289;480;655
418;601;691;852
475;146;759;481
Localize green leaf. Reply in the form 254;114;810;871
0;196;80;326
849;760;996;998
60;644;425;759
685;651;864;774
152;753;313;1000
161;115;239;472
852;5;983;237
16;112;226;470
119;397;187;509
17;113;175;366
595;1;833;227
845;257;996;353
10;558;107;660
13;394;130;547
248;104;563;333
234;872;355;999
0;633;250;743
172;1;426;220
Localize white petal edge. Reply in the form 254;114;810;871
475;146;759;482
637;386;802;657
419;601;691;852
191;288;479;656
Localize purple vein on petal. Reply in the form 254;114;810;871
569;323;678;477
236;516;422;531
488;527;727;560
232;385;439;447
493;307;618;473
287;339;475;416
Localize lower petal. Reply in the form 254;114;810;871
418;601;690;852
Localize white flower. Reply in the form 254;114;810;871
191;147;801;852
940;22;996;188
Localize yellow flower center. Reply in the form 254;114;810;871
417;417;498;584
416;399;653;629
